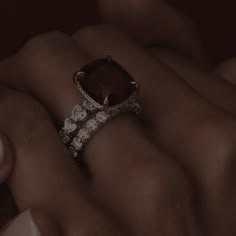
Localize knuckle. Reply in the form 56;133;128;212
18;31;72;66
16;31;74;83
133;160;191;207
74;24;118;40
16;99;50;136
189;119;236;198
12;93;48;121
191;118;235;155
190;118;236;178
1;92;50;137
22;31;69;52
135;163;195;225
0;89;41;117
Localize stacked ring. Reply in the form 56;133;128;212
59;56;141;164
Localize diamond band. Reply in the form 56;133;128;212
59;103;97;145
69;111;110;159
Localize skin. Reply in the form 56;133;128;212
0;0;236;235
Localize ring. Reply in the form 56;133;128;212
59;56;141;164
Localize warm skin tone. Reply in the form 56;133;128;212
0;0;236;235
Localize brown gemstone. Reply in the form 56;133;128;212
79;57;137;106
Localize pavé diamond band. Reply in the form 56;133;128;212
59;56;141;163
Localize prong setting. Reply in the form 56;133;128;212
73;71;87;84
131;81;139;89
103;95;110;110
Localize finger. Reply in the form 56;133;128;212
147;50;236;235
0;87;124;236
98;0;208;65
74;25;236;235
1;210;59;236
0;33;199;235
74;24;236;187
214;58;236;85
148;48;236;115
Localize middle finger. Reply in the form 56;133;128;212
73;25;236;235
73;24;236;189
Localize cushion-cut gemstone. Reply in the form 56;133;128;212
78;57;137;106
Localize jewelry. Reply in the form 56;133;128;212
60;56;141;163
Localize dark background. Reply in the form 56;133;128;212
0;0;235;64
170;0;236;64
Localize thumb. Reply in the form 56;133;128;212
0;134;13;184
1;209;60;236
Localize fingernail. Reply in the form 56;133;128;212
3;210;41;236
0;137;5;164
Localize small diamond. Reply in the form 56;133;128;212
71;105;87;122
62;135;70;144
71;136;83;150
96;111;108;123
83;100;97;111
59;130;70;144
78;128;90;140
85;119;98;131
64;118;77;133
69;146;78;158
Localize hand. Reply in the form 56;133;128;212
0;41;198;235
1;0;236;235
0;1;201;235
